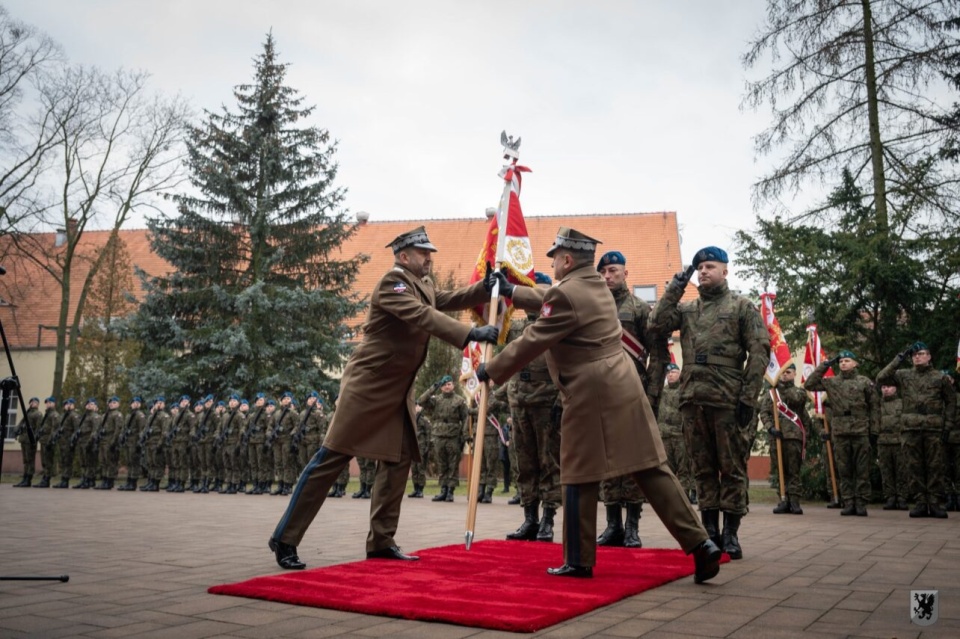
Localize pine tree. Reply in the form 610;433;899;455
126;33;366;399
63;231;141;402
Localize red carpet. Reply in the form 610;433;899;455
208;540;727;633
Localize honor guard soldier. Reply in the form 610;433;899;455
72;398;102;489
806;350;877;516
269;226;496;569
34;397;60;487
419;376;469;502
408;404;432;498
760;364;813;514
877;342;956;518
480;227;721;583
293;392;325;473
94;396;124;489
193;395;218;493
52;398;79;488
502;272;562;542
659;364;696;503
117;396;146;490
648;246;769;560
878;384;908;510
139;397;170;491
12;397;41;487
166;395;195;492
268;392;299;495
216;396;245;494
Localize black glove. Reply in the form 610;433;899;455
468;325;499;345
735;401;754;428
820;432;831;442
897;344;916;360
827;355;841;366
483;262;515;298
670;264;696;289
767;426;783;440
476;363;490;383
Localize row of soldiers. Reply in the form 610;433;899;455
12;391;331;495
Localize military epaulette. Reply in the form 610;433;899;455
391;266;404;273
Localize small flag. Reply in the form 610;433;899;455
802;323;833;415
759;292;793;385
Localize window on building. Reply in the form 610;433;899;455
3;391;18;441
633;285;657;305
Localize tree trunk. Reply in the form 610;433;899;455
861;0;889;236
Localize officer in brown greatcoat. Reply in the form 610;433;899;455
268;227;499;569
479;227;720;583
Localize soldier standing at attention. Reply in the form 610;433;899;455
408;404;432;498
53;398;79;488
944;374;960;511
94;396;124;490
648;246;769;560
760;364;813;514
168;395;195;493
193;396;217;493
12;397;41;487
34;397;60;488
139;397;170;492
659;364;696;503
117;397;146;491
241;394;268;495
478;389;505;504
72;398;102;489
268;226;496;569
877;384;908;510
217;395;244;494
352;457;377;499
502;272;562;542
294;392;325;474
420;376;469;503
479;227;721;582
269;392;299;496
877;342;956;518
805;351;877;516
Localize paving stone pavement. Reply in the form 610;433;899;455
1;486;958;638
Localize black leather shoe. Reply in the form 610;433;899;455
546;564;593;578
268;538;306;570
692;539;722;584
366;546;419;561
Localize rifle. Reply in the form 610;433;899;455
34;411;52;442
50;414;70;447
240;409;262;447
70;413;89;451
164;410;187;447
92;417;107;448
214;411;237;451
193;409;212;443
119;411;136;446
138;412;158;450
290;406;313;452
265;407;290;449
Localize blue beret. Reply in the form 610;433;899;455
439;375;453;385
65;398;76;405
228;394;239;401
596;251;626;271
194;401;203;408
155;395;165;403
178;394;189;402
267;399;276;406
308;390;319;398
913;341;929;352
131;396;143;403
29;397;39;403
255;392;265;399
692;246;728;268
86;398;98;406
108;396;120;403
666;363;680;371
838;350;858;361
45;396;57;403
281;391;294;399
203;394;215;403
217;400;226;407
240;398;249;406
534;272;552;285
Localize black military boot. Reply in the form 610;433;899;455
840;500;856;516
928;502;948;519
896;498;909;510
352;482;367;498
408;484;423;498
189;479;200;493
947;494;959;512
226;482;238;495
720;512;743;560
116;478;131;491
508;491;521;505
432;486;448;502
72;478;87;489
692;539;722;584
94;479;108;490
54;476;70;489
855;500;868;516
623;503;642;548
597;505;625;547
217;480;229;494
13;474;29;487
537;506;556;542
212;478;222;492
444;485;455;502
882;496;897;510
23;474;33;487
35;475;50;488
146;479;160;492
268;481;280;495
476;483;486;502
501;477;511;493
199;478;209;494
789;499;803;515
139;479;151;492
826;499;842;509
507;501;540;540
701;508;721;549
481;485;494;504
247;481;261;495
361;483;372;499
772;500;791;514
281;482;291;496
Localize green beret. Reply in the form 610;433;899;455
439;375;453;385
912;341;929;353
838;350;858;361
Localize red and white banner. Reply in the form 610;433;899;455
802;323;833;415
760;292;793;385
667;337;677;365
461;341;483;400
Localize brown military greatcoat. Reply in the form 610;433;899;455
323;264;487;463
484;264;667;484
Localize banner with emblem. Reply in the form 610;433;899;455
759;292;793;385
469;153;536;340
802;323;833;415
460;341;482;401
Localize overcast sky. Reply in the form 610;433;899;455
7;0;778;287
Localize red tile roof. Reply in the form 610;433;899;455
0;212;689;350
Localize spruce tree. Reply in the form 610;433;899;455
126;33;366;399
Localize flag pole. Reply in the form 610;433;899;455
465;132;519;550
807;325;840;506
770;388;787;503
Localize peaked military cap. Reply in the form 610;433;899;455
534;272;552;285
692;246;729;268
546;227;602;258
386;226;437;254
596;250;626;271
838;350;858;361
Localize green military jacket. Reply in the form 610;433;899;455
804;362;877;436
194;408;218;444
243;407;268;444
649;280;769;409
877;359;956;433
75;409;101;445
99;409;124;447
759;381;812;441
36;408;59;445
142;409;169;445
658;381;682;438
220;409;244;445
56;409;80;446
271;406;299;442
297;404;326;444
16;407;41;445
504;315;559;408
170;408;195;444
878;395;902;445
612;283;669;405
415;410;432;445
121;409;146;447
418;389;468;438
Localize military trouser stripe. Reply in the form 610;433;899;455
273;446;351;545
564;484;581;566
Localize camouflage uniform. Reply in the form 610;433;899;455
649;280;769;521
877;357;956;515
946;388;960;510
243;402;270;493
72;405;101;488
218;406;245;492
13;403;41;486
138;403;169;490
295;399;326;472
35;403;60;485
477;392;506;502
118;403;146;489
805;361;877;512
169;402;196;491
409;409;433;490
759;378;812;512
659;380;694;495
353;457;377;498
269;400;299;492
95;404;124;488
193;403;218;491
878;390;907;509
53;403;80;487
419;387;468;496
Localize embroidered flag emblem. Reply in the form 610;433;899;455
541;303;553;317
393;282;407;293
